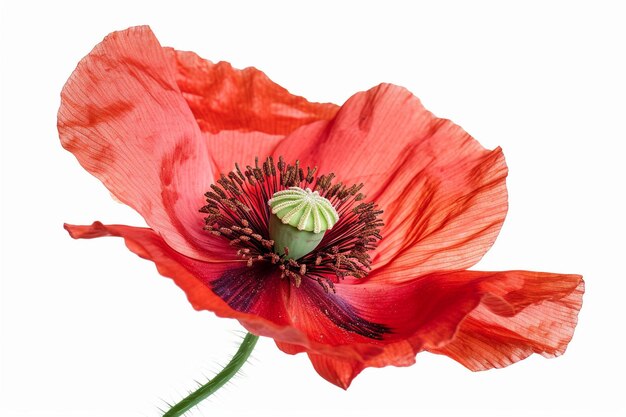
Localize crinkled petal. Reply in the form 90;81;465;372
58;26;214;260
167;50;339;136
275;84;432;185
280;270;583;388
279;277;391;346
166;49;339;175
275;84;508;279
65;223;583;388
426;271;585;370
372;144;507;280
341;270;583;352
306;342;418;389
65;222;240;316
64;222;407;361
307;354;365;390
64;222;318;342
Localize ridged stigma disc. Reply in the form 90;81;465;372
268;187;339;234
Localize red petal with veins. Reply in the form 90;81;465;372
65;222;241;317
427;271;585;370
63;222;393;357
306;343;418;389
167;49;339;135
64;222;402;363
293;270;583;388
64;222;323;348
165;48;338;175
275;84;434;185
276;84;508;278
372;128;507;278
58;27;213;261
67;222;582;389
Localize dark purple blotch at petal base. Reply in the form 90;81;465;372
211;265;390;340
301;279;391;340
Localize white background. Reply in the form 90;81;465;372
1;1;625;416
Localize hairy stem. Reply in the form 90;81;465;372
163;332;259;417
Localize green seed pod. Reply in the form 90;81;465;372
267;187;339;259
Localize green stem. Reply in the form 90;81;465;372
163;333;259;417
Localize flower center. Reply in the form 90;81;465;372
200;156;383;291
267;186;338;260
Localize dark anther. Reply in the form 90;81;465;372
210;184;227;199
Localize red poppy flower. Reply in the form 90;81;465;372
58;26;584;389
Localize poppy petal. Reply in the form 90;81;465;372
63;222;386;355
290;342;417;389
373;145;508;280
322;270;583;386
167;50;339;136
166;50;340;175
64;222;238;315
287;270;582;388
283;278;391;344
72;225;402;361
426;271;585;370
306;354;365;389
64;223;583;387
274;84;432;185
64;222;300;330
274;278;420;372
58;26;214;260
274;84;508;278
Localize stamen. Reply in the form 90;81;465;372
200;156;383;290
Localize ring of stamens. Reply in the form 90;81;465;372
199;156;383;292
